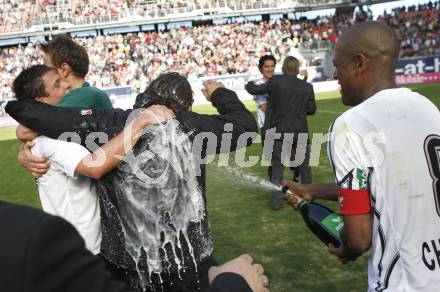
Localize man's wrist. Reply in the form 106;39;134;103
132;120;148;135
304;186;316;201
342;244;359;262
340;230;363;261
210;87;226;99
210;87;229;106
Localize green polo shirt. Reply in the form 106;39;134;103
57;82;113;109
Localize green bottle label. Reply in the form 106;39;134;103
321;213;344;239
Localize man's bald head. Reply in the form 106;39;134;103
336;21;399;69
334;22;399;106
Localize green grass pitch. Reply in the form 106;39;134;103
1;83;439;291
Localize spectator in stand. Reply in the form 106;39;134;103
379;1;440;58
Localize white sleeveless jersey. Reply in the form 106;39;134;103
328;88;440;291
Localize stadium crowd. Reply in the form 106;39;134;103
0;0;338;33
0;1;439;101
0;0;130;33
379;1;440;58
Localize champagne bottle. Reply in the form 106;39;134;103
282;186;343;247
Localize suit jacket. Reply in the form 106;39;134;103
0;201;251;292
0;200;127;292
246;74;316;135
207;273;252;292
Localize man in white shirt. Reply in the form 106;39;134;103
284;22;440;291
251;55;276;134
246;55;276;181
31;136;102;254
12;65;173;254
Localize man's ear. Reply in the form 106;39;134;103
34;96;44;102
354;53;368;75
58;62;71;78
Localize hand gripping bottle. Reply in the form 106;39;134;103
282;186;343;247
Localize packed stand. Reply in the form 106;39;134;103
0;45;42;101
378;1;440;58
0;2;439;101
0;0;354;33
0;0;36;33
0;0;135;33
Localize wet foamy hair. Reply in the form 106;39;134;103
133;72;194;112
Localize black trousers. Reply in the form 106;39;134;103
270;138;312;203
261;127;273;180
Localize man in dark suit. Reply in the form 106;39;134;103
0;200;126;292
246;56;316;210
0;200;268;292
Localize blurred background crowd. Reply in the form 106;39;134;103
0;0;345;33
0;1;439;102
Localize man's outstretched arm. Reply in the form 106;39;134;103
6;99;132;149
176;82;258;156
6;84;257;155
282;181;339;205
245;80;270;95
75;106;174;179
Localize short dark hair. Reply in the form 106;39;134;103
134;72;193;112
40;34;89;78
258;55;276;73
13;65;53;100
